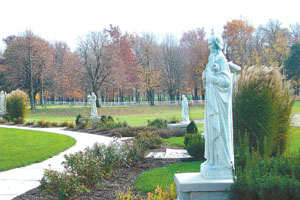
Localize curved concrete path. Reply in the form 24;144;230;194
0;125;113;200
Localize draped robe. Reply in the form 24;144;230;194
202;51;234;170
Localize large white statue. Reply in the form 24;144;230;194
0;91;6;115
88;92;98;118
201;31;241;179
181;95;190;124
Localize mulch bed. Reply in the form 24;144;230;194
13;158;188;200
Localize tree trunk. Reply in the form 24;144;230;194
194;87;199;100
135;88;140;103
147;90;155;106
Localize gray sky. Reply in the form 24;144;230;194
1;0;299;51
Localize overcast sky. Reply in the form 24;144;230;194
1;0;299;51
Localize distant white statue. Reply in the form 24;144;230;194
181;95;190;124
201;30;241;179
0;91;6;115
88;92;98;118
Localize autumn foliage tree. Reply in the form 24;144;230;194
133;33;161;105
105;25;138;102
3;30;54;111
223;19;255;66
53;42;84;101
180;28;208;100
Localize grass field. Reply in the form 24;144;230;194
0;127;76;172
134;161;202;194
25;105;204;127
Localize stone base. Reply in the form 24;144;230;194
167;122;189;132
174;173;233;200
200;162;233;179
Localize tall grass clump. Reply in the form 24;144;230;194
234;66;294;156
6;89;28;124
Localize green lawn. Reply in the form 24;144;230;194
26;105;204;127
289;127;300;153
292;101;300;114
0;127;76;172
134;161;202;194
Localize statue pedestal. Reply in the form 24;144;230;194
174;173;233;200
167;122;189;132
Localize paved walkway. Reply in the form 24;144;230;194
0;125;113;200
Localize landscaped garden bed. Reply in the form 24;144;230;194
14;158;185;200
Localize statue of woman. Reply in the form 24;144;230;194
88;93;98;118
201;31;240;179
0;91;6;114
181;95;190;124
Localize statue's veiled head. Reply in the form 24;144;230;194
208;30;224;51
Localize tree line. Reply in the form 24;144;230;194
0;18;299;109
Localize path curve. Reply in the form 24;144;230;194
0;125;113;200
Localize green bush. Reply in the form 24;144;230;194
6;89;28;124
135;131;164;150
184;133;204;160
230;152;300;200
234;66;294;156
75;114;82;126
12;117;24;124
63;150;103;188
186;121;198;134
147;118;168;129
40;169;89;199
40;137;147;199
77;116;128;130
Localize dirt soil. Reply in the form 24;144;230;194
13;158;188;200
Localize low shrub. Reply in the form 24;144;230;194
37;120;51;128
116;183;177;200
186;121;198;134
40;137;148;199
2;114;11;122
67;123;75;129
24;120;34;126
6;89;28;123
135;132;164;150
37;120;44;127
169;116;180;124
63;150;103;188
60;121;69;127
184;133;204;160
147;118;168;129
40;169;89;199
108;127;184;139
51;122;58;127
77;115;128;130
230;152;300;200
12;117;24;124
90;142;128;176
0;117;7;124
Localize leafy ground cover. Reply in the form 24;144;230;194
0;127;76;172
26;105;204;126
134;161;202;194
